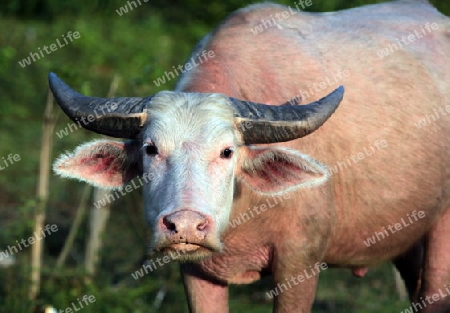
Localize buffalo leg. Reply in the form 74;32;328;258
417;209;450;312
272;261;320;313
392;239;425;301
180;263;229;313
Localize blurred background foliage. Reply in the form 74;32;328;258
0;0;448;312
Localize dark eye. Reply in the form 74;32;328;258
220;148;234;159
145;144;158;156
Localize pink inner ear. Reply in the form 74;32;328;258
79;154;122;179
267;158;301;181
54;140;141;188
244;159;304;192
241;148;326;194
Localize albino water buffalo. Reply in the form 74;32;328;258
50;0;450;312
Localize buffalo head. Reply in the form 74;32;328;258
50;73;344;260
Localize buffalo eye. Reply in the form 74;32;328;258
220;147;234;159
144;143;158;156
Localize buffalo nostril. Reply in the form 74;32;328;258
163;216;177;233
161;211;210;240
197;221;207;231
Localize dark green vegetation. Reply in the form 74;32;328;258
1;0;449;312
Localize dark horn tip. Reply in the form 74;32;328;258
327;85;344;101
48;72;60;90
48;72;56;89
318;85;344;112
314;85;345;122
334;85;345;100
336;85;344;96
48;72;81;101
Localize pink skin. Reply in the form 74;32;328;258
177;1;450;312
52;1;450;313
352;267;368;278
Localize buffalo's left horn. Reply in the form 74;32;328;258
230;86;344;144
48;73;150;138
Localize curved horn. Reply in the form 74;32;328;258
48;72;151;138
230;86;344;144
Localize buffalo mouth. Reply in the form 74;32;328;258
152;240;222;261
159;242;221;253
165;243;204;253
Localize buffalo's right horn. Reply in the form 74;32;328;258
48;73;151;138
230;86;344;144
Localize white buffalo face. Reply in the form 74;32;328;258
140;92;238;259
53;91;330;261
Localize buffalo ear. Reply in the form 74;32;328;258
53;140;142;189
240;146;329;195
